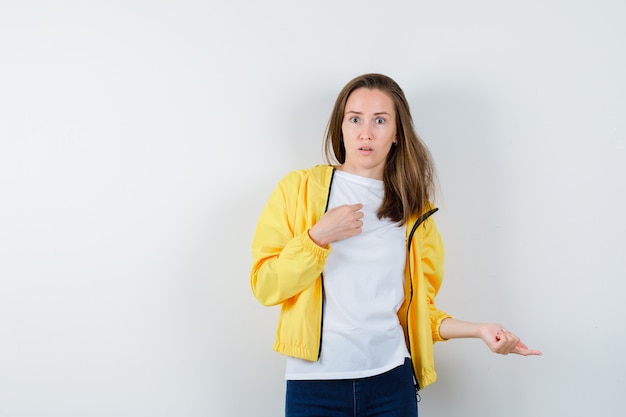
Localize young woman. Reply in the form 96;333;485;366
250;73;541;417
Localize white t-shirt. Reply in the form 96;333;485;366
286;170;409;380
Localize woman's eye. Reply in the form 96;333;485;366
375;117;385;124
350;116;360;124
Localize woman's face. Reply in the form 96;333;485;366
340;88;397;180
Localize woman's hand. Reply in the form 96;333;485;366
478;323;543;356
439;318;542;356
308;203;364;247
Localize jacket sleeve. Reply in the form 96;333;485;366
419;216;452;342
250;173;330;306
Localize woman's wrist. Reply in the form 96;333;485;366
439;318;483;339
308;228;329;248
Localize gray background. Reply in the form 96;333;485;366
1;1;624;416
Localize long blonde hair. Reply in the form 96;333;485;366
323;73;436;225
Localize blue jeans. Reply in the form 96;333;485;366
285;358;418;417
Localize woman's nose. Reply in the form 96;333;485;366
360;123;372;140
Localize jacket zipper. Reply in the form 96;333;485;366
405;207;439;393
317;168;336;360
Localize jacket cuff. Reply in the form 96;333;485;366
432;313;453;342
302;230;331;261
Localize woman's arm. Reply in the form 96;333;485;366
439;318;542;356
250;173;363;306
250;175;329;306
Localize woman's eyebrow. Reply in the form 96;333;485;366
345;110;391;115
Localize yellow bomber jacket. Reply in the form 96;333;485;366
250;165;451;389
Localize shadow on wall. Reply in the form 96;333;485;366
407;83;532;405
182;180;286;416
410;82;520;307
